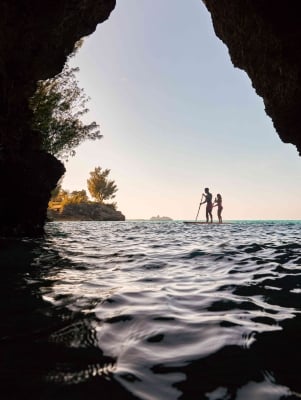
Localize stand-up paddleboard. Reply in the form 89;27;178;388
183;221;230;224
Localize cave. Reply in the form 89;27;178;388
0;0;300;236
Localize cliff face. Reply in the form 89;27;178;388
0;0;116;236
202;0;301;155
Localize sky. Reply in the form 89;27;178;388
63;0;301;220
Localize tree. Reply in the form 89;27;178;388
50;181;69;202
30;44;101;160
50;182;62;201
87;167;118;203
67;190;89;204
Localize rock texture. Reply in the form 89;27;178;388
202;0;301;155
48;203;125;221
0;0;115;236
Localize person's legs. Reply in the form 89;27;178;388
218;208;223;223
206;206;212;223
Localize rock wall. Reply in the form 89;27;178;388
202;0;301;155
0;0;116;236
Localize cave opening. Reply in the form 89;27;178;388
61;0;301;223
1;0;301;236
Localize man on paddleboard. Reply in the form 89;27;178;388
200;187;213;223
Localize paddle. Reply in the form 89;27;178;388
195;194;204;221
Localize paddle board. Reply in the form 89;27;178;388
183;221;229;224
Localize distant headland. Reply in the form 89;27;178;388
47;168;125;222
150;215;173;221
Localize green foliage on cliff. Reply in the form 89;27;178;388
49;166;118;209
30;58;101;159
65;190;89;204
87;166;118;203
48;182;123;222
50;188;88;204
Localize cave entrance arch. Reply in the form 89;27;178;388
1;0;301;236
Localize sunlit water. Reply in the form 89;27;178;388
1;221;301;399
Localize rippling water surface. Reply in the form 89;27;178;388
1;221;301;399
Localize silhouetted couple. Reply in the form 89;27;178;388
200;188;223;223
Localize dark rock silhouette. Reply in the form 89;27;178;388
203;0;301;155
0;0;116;236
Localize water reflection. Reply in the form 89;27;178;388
0;236;136;399
1;221;301;399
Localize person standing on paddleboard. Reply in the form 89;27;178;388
200;188;213;223
213;193;223;223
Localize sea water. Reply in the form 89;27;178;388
1;221;301;399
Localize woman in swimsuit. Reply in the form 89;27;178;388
213;193;223;223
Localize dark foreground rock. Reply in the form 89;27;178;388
0;150;65;237
48;203;125;221
0;0;116;236
202;0;301;155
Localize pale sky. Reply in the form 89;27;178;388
63;0;301;220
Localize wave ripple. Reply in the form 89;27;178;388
1;220;301;399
